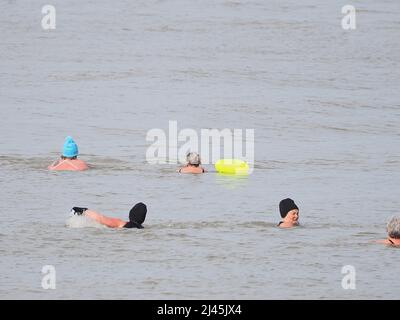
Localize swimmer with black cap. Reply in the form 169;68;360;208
278;198;299;228
71;203;147;229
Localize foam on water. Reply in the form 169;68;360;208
65;213;105;229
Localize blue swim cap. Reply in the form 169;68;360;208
62;136;79;158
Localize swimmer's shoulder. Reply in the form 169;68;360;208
49;159;88;171
73;159;89;170
178;166;205;174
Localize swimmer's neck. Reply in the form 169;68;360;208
278;221;299;228
388;237;400;246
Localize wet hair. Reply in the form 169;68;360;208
387;216;400;239
186;152;201;167
61;155;77;160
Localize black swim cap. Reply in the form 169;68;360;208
279;198;298;218
129;202;147;225
124;221;144;229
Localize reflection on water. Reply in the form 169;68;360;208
215;173;249;190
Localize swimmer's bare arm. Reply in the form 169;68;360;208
375;239;391;244
50;159;59;166
48;159;62;169
84;210;126;228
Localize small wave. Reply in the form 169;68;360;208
0;155;50;170
237;221;277;228
146;25;183;33
0;155;145;172
49;70;142;82
158;221;228;230
149;220;277;230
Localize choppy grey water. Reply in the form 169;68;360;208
1;0;399;299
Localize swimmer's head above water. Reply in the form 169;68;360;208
177;152;205;174
62;136;79;159
376;216;400;246
387;216;400;238
48;136;88;170
386;216;400;245
278;198;299;228
186;152;201;167
125;202;147;229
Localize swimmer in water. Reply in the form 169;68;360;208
178;152;206;174
71;202;147;229
48;136;89;171
376;216;400;247
277;198;300;228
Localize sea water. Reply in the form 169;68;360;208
0;0;399;299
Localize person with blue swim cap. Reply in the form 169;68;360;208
63;136;79;158
48;136;89;171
